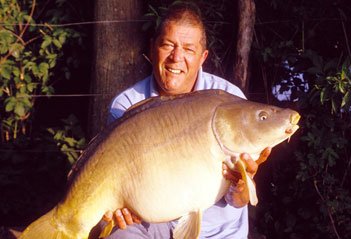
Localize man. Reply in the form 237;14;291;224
98;3;270;239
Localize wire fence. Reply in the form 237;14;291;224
0;16;348;152
0;17;344;28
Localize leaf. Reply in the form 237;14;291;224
27;83;37;92
41;36;52;49
331;99;337;114
148;4;159;16
24;74;32;83
65;137;76;147
41;85;54;94
341;91;351;108
47;128;55;135
53;39;62;49
58;33;67;44
39;62;50;73
0;30;14;54
5;97;16;112
14;103;26;117
0;65;12;80
338;80;346;94
19;95;32;108
39;62;50;81
9;43;24;58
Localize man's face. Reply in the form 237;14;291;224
151;21;208;95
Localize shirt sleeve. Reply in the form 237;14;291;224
107;101;129;124
106;76;152;125
195;71;247;100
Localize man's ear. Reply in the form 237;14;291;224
200;49;209;66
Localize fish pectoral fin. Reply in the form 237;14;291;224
246;173;258;206
173;210;202;239
98;220;115;239
236;159;258;206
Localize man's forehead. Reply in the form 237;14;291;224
159;23;202;41
164;20;202;32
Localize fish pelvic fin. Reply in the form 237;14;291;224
98;220;115;238
19;209;85;239
236;159;258;206
173;210;202;239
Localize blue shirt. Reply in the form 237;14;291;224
108;68;248;239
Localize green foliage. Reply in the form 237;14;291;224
47;114;86;164
0;0;87;225
0;0;81;141
295;54;351;238
253;1;351;238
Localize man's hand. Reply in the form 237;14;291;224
88;209;141;239
103;208;141;230
222;147;271;208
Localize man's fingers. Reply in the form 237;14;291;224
131;213;142;224
102;210;113;222
222;163;241;183
240;153;257;175
231;179;246;193
256;147;271;165
114;209;127;229
121;208;134;225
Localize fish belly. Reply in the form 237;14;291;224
105;100;229;222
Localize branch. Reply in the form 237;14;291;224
313;179;341;239
0;0;37;64
19;0;36;39
341;154;351;187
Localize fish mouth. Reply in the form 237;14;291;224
285;112;301;134
290;112;301;125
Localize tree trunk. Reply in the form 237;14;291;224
233;0;256;94
89;0;149;137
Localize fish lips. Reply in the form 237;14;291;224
285;112;301;137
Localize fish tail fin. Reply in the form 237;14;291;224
19;209;73;239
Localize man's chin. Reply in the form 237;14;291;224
159;86;188;95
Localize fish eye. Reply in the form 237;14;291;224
259;111;268;121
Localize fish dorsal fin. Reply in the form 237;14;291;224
125;89;235;115
173;210;202;239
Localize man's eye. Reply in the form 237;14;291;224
185;48;195;53
162;44;173;49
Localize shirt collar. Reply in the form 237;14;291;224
149;75;160;97
193;67;205;91
149;67;204;96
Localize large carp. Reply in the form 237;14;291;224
19;89;300;239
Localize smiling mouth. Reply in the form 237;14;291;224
166;67;182;74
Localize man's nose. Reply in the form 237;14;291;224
170;47;184;62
